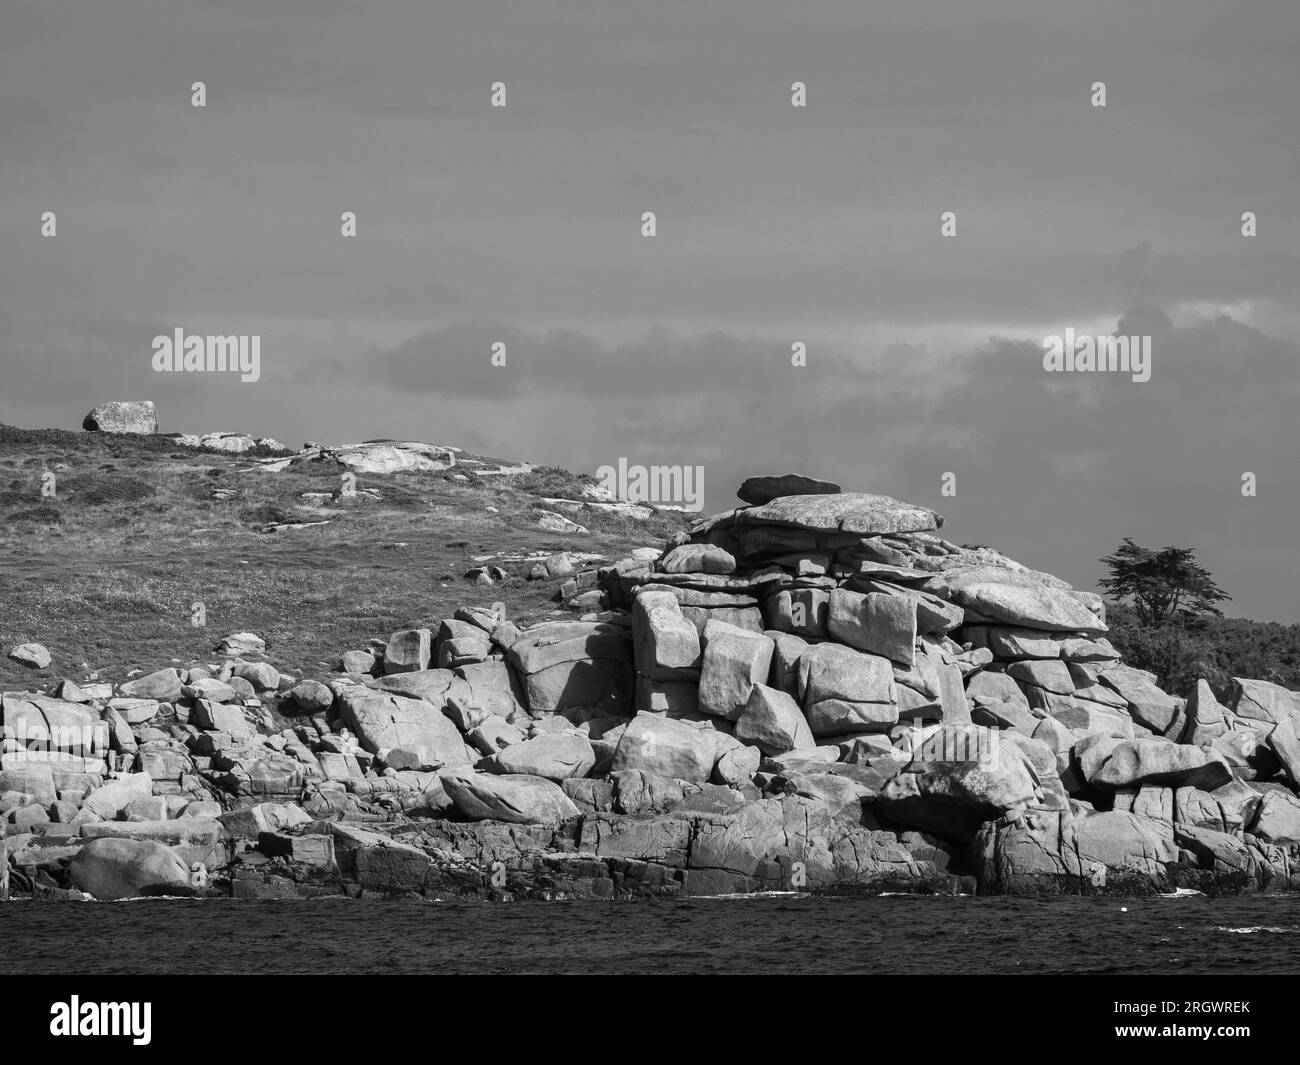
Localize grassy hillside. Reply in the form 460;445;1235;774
0;425;684;687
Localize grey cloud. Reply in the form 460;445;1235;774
2;0;1298;621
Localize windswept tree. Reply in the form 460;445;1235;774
1099;538;1229;627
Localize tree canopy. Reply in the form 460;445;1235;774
1099;538;1229;627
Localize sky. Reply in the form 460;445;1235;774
2;0;1297;619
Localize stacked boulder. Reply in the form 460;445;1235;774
4;478;1299;900
597;481;1300;894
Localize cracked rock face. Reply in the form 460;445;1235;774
336;685;471;769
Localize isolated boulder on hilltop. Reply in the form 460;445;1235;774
82;401;158;435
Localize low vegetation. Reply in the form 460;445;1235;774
0;425;684;687
1106;604;1300;699
1099;537;1299;698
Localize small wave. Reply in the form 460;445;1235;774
697;891;808;901
876;891;973;898
111;894;201;903
1215;926;1300;934
1158;888;1207;898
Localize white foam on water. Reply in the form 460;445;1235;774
111;895;201;903
698;891;808;901
1215;926;1300;934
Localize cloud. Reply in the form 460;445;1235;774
295;308;1298;619
308;322;888;399
1;0;1298;619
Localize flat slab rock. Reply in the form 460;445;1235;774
921;565;1105;634
737;474;842;506
693;492;943;538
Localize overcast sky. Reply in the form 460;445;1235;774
2;0;1297;620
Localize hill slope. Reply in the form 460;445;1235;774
0;424;684;686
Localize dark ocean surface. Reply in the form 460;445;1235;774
2;893;1299;974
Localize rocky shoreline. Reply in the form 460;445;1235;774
4;477;1299;902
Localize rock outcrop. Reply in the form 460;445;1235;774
255;440;457;475
4;477;1298;902
167;431;286;453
